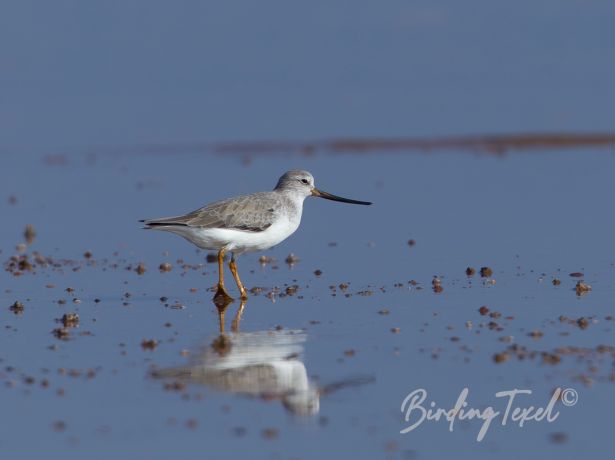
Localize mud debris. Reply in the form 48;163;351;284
480;267;493;277
576;317;590;329
9;301;24;314
431;276;443;293
24;224;36;244
575;281;591;295
261;428;279;440
528;330;544;340
61;313;80;328
141;339;158;351
285;253;299;266
52;328;70;340
159;262;173;272
465;267;476;276
258;255;274;266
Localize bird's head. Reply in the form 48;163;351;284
275;170;372;205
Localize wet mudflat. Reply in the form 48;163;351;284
1;150;615;459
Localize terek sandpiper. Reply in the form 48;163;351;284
141;170;371;301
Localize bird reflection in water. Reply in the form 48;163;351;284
152;298;373;415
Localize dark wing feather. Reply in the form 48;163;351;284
142;192;282;232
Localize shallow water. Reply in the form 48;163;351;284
2;150;615;459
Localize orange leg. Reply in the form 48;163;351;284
214;248;233;301
229;254;248;300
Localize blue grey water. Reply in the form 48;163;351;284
1;1;615;459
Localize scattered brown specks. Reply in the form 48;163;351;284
83;250;93;259
390;327;401;334
52;328;70;340
407;239;416;247
24;224;36;244
575;281;591;296
493;352;509;363
164;381;186;392
528;330;544;340
285;253;299;266
159;262;172;272
465;267;476;276
344;349;356;357
9;301;24;314
135;263;146;275
478;306;490;316
569;272;584;278
261;428;279;440
552;278;561;286
480;267;493;277
61;313;80;328
576;317;590;330
378;309;390;315
141;339;158;351
258;255;270;265
313;269;322;276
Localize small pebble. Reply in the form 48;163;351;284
159;262;172;272
575;281;591;295
24;224;36;244
285;253;299;266
9;301;24;314
141;339;158;350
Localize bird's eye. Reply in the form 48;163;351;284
301;179;309;184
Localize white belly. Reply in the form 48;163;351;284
161;214;301;254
